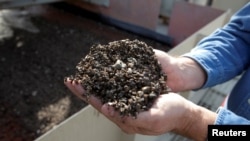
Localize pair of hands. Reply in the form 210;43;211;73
64;49;214;140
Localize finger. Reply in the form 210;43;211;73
101;103;126;122
72;81;103;110
101;103;115;117
71;80;87;100
101;107;158;135
134;127;161;135
122;111;163;135
88;96;103;111
64;78;103;110
101;104;137;134
124;109;154;129
64;78;82;99
119;125;137;134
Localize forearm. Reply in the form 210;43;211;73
182;3;250;88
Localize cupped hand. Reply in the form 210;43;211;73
101;92;192;135
153;49;183;92
64;49;208;139
64;78;191;135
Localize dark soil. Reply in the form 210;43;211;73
0;4;171;141
68;39;169;118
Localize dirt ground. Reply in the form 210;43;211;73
0;3;171;141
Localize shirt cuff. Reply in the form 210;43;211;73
182;51;224;89
215;107;250;124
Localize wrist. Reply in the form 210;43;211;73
175;57;207;90
174;101;217;141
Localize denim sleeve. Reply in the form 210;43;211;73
182;2;250;88
215;107;250;124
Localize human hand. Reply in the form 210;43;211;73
101;92;193;135
64;78;216;141
64;78;188;135
64;49;212;141
153;49;207;91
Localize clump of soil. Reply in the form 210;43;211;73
67;39;169;117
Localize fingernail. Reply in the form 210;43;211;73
67;76;74;83
64;77;71;82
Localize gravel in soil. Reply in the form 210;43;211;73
0;4;171;141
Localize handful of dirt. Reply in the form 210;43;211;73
66;39;169;118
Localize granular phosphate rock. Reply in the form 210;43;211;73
67;39;169;118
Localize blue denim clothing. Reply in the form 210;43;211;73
183;2;250;124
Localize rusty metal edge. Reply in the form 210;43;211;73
52;2;173;47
